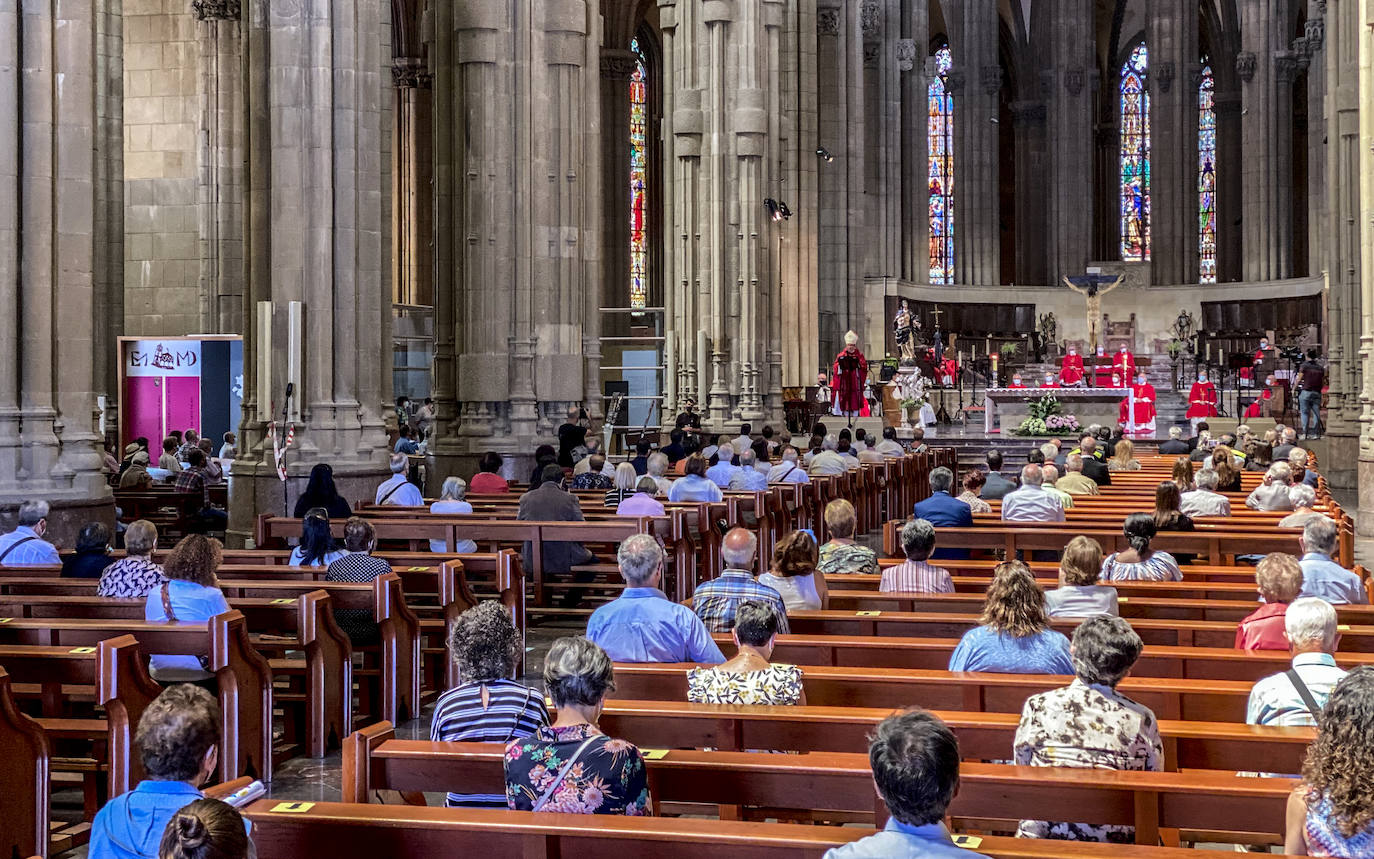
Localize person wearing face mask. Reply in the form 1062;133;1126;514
1186;370;1218;431
1241;338;1270;388
1040;371;1059;389
1120;371;1157;434
1007;373;1027;389
1092;344;1114;387
1059;346;1085;387
1112;345;1135;389
1246;375;1277;418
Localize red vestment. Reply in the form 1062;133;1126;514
1186;381;1218;419
1112;351;1135;388
831;346;869;417
1007;382;1027;389
1059;353;1085;386
1039;381;1060;389
1245;387;1274;418
1092;354;1114;386
1120;382;1157;431
1239;348;1266;382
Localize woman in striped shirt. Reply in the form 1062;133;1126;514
430;601;548;807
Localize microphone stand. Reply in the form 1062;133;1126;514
281;386;293;518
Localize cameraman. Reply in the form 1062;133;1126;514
1296;348;1326;440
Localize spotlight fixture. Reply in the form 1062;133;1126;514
764;198;792;222
778;201;793;219
815;147;834;162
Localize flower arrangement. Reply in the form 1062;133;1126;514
1012;393;1082;436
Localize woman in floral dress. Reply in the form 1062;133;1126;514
504;636;650;815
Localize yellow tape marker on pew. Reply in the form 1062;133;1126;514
271;598;294;605
69;647;97;654
855;611;881;617
0;617;11;623
1338;624;1352;632
271;801;315;813
1117;597;1129;603
407;566;429;572
952;835;983;848
641;749;670;760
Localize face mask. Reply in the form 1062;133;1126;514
1198;376;1207;383
1137;377;1146;385
1097;347;1105;355
1260;342;1268;349
1068;349;1076;355
1012;377;1022;385
1045;376;1054;384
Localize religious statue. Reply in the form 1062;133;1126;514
831;331;870;421
1062;274;1125;353
892;299;919;363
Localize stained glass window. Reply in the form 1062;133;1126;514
1198;62;1217;283
1120;43;1150;261
629;37;649;309
928;44;954;284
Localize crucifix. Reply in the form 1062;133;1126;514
1061;270;1125;354
929;305;945;360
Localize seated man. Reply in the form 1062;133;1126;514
375;452;423;505
1056;454;1100;496
587;534;724;663
1014;616;1162;843
705;442;740;488
1179;467;1231;517
874;426;905;458
980;450;1016;500
912;467;973;526
393;425;420;454
89;685;244;859
807;434;849;476
1040;465;1075;509
824;709;980;858
0;499;62;565
1272;427;1299;460
1000;464;1065;523
174;450;228;531
570;453;614;489
1072;436;1112;485
1288;448;1320;487
691;528;789;633
879;518;953;593
1299;517;1368;604
1158;426;1190;455
628;440;652;475
1247;597;1347;726
765;446;810;484
519;464;595;608
728;449;769;491
1246;463;1295;511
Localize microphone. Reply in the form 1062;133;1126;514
284;382;294;399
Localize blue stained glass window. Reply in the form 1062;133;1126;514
1120;43;1150;261
928;45;954;284
1198;62;1217;283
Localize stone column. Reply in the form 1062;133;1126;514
230;0;393;536
1213;85;1243;282
391;59;433;308
1237;0;1297;281
1146;0;1199;283
94;0;124;409
861;0;901;279
898;0;928;282
194;1;245;333
1359;0;1374;522
1011;100;1048;285
0;0;114;538
946;0;1000;285
1296;8;1325;279
1045;0;1094;282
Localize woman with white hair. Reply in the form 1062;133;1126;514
1279;484;1324;529
604;462;639;508
1246;462;1296;511
646;452;674;495
429;476;477;554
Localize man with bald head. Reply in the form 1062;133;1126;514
1000;464;1066;523
690;527;790;633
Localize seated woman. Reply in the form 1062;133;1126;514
815;499;877;575
948;561;1074;675
1247;462;1296;511
62;522;116;579
288;508;346;567
432;602;549;807
159;799;253;859
468;451;510;494
666;454;724;502
957;469;992;514
1100;514;1183;582
603;463;639;508
1044;536;1118;618
1236;553;1305;651
325;518;395;645
687;600;804;705
505;636;650;815
98;519;166;598
429;476;478;554
616;477;666;517
1106;438;1141;472
1153;481;1195;564
292;463;352;519
1284;667;1374;856
1015;615;1163;843
1170;456;1194;494
759;531;828;612
144;534;231;683
1212;446;1244;492
1279;484;1324;530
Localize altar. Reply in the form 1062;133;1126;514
984;387;1134;434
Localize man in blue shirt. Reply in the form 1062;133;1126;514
393;425;420;454
1298;517;1368;604
728;449;769;491
0;500;62;566
89;684;247;859
587;533;724;663
912;467;974;527
705;441;740;488
824;709;980;857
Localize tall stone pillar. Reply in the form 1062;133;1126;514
1045;0;1094;282
1146;0;1199;283
0;0;114;537
194;1;245;334
230;0;393;537
427;0;602;477
1011;100;1048;285
1359;0;1374;522
1213;85;1243;282
946;0;1000;285
1237;0;1297;281
861;0;901;279
391;59;433;308
898;0;928;282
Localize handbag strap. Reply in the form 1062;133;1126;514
377;480;405;505
0;536;37;564
530;733;599;812
160;582;178;622
1285;668;1324;722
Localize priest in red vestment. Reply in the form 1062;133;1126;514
1186;370;1218;431
831;330;870;418
1092;345;1114;387
1040;371;1059;388
1120;371;1156;434
1112;347;1135;388
1059;347;1085;387
1245;376;1276;418
1007;373;1027;389
938;356;959;387
1240;338;1269;386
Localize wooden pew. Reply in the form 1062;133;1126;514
241;798;1265;859
342;722;1295;846
0;612;273;783
609;663;1259;722
0;667;49;859
714;632;1374;681
596;700;1314;773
